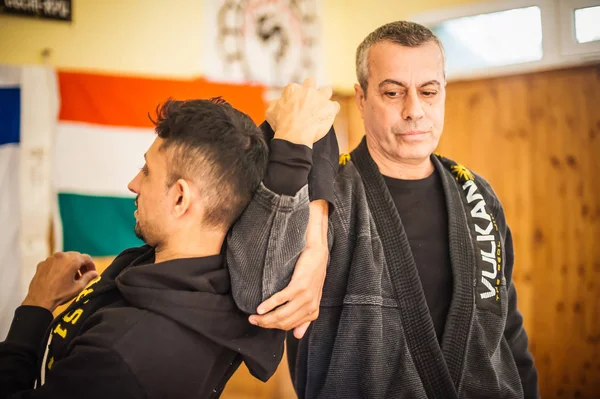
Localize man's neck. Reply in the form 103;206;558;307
154;229;226;264
367;140;434;180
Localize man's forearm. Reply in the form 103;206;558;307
227;183;311;314
260;121;339;207
306;200;329;249
0;306;53;397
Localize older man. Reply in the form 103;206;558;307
228;21;539;398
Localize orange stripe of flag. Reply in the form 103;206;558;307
58;71;267;128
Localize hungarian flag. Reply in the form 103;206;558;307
54;71;266;264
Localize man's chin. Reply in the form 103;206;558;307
395;146;436;163
134;225;146;243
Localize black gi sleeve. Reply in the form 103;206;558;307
503;227;540;399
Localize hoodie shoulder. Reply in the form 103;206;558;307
101;246;153;279
113;245;153;263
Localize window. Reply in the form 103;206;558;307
412;0;600;81
575;6;600;43
559;0;600;56
432;6;543;76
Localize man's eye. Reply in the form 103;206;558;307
140;165;148;176
422;91;437;97
385;92;399;98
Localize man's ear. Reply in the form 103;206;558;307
354;83;366;118
172;179;192;217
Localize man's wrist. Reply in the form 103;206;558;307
273;129;314;148
263;139;313;196
5;306;54;347
21;295;56;313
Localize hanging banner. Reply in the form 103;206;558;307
203;0;325;87
53;71;266;258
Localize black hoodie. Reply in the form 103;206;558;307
0;245;285;399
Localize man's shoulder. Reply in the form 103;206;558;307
433;153;504;220
335;154;365;192
331;155;371;221
101;246;153;278
78;306;200;367
433;153;500;199
74;307;216;396
75;305;149;347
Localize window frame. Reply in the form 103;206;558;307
559;0;600;55
411;0;600;82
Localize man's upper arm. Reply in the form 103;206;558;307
227;183;311;313
502;226;539;398
227;124;338;314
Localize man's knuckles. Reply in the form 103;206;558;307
299;291;315;304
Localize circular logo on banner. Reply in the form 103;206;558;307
217;0;319;87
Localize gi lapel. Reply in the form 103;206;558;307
351;138;458;399
434;154;505;393
432;154;476;392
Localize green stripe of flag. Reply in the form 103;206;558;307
58;193;143;257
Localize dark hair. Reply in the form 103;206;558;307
149;97;268;228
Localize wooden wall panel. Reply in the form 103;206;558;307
332;64;600;399
441;65;600;399
332;92;365;154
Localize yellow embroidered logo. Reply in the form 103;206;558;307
52;276;102;340
439;155;503;313
84;275;101;290
462;180;503;304
339;153;351;165
450;164;475;182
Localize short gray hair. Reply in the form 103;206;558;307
356;21;445;93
